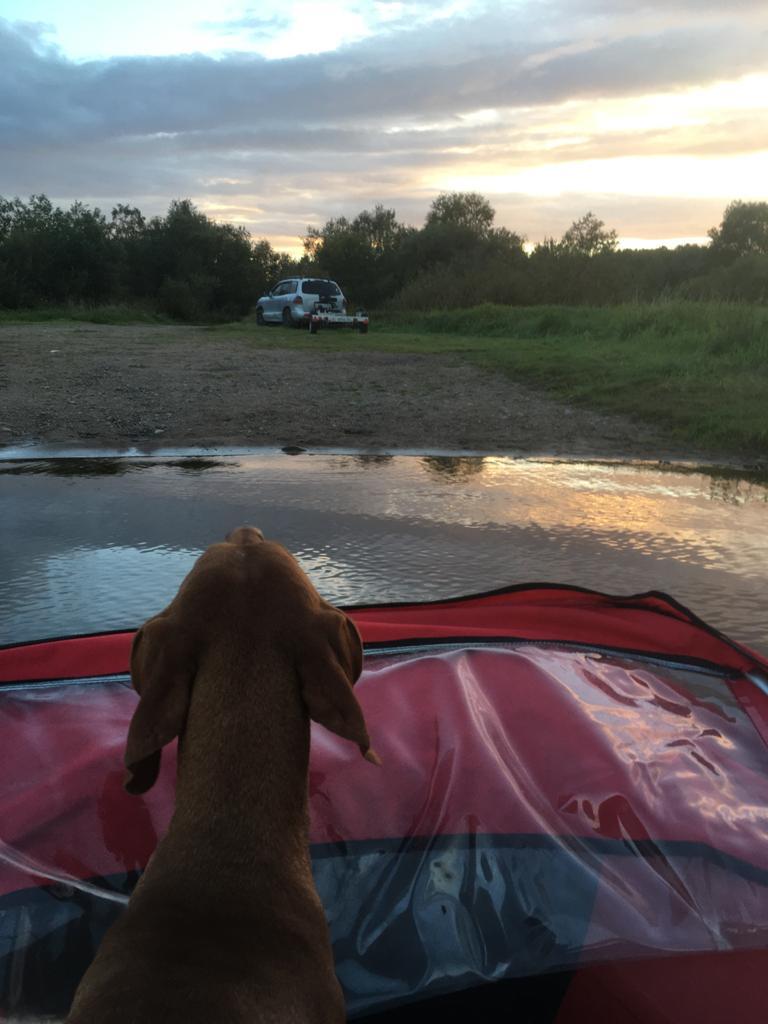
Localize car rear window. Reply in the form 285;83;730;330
302;280;341;297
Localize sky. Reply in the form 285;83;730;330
1;0;767;255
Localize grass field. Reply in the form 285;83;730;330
3;300;766;457
0;304;167;325
220;302;768;457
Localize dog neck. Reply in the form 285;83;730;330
165;646;313;874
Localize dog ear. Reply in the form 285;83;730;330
299;612;380;764
124;617;196;795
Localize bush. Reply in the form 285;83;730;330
676;254;768;304
157;275;214;321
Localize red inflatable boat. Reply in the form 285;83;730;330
2;585;768;1022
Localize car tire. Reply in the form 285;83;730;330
256;307;265;325
358;322;368;334
282;307;293;328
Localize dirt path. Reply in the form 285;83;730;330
0;322;727;461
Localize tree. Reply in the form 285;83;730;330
486;225;527;258
341;205;403;257
109;204;145;240
304;204;406;261
251;238;293;297
303;215;348;264
0;194;113;306
136;200;257;319
559;211;618;257
302;204;409;306
424;192;495;237
708;200;768;257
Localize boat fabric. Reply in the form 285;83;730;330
1;586;767;1021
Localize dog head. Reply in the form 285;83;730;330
124;528;378;794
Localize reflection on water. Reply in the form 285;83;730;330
1;453;766;652
421;456;486;480
0;457;225;477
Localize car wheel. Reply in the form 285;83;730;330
256;307;265;325
282;307;293;328
358;322;368;334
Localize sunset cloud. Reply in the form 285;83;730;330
1;1;766;253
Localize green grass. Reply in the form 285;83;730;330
0;303;169;325
223;301;768;457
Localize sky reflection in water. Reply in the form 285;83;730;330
1;453;766;651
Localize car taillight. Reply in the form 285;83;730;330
293;295;303;304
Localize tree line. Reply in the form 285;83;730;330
0;192;766;319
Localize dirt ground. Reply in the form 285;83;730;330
0;322;735;462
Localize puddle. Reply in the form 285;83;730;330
1;452;766;652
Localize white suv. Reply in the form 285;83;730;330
256;278;347;326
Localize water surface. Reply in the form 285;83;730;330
1;453;766;653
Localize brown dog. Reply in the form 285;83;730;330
66;526;378;1023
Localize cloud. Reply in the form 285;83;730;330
1;2;766;248
3;6;766;143
202;14;291;38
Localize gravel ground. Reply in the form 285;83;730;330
0;322;732;461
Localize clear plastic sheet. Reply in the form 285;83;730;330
2;643;768;1019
